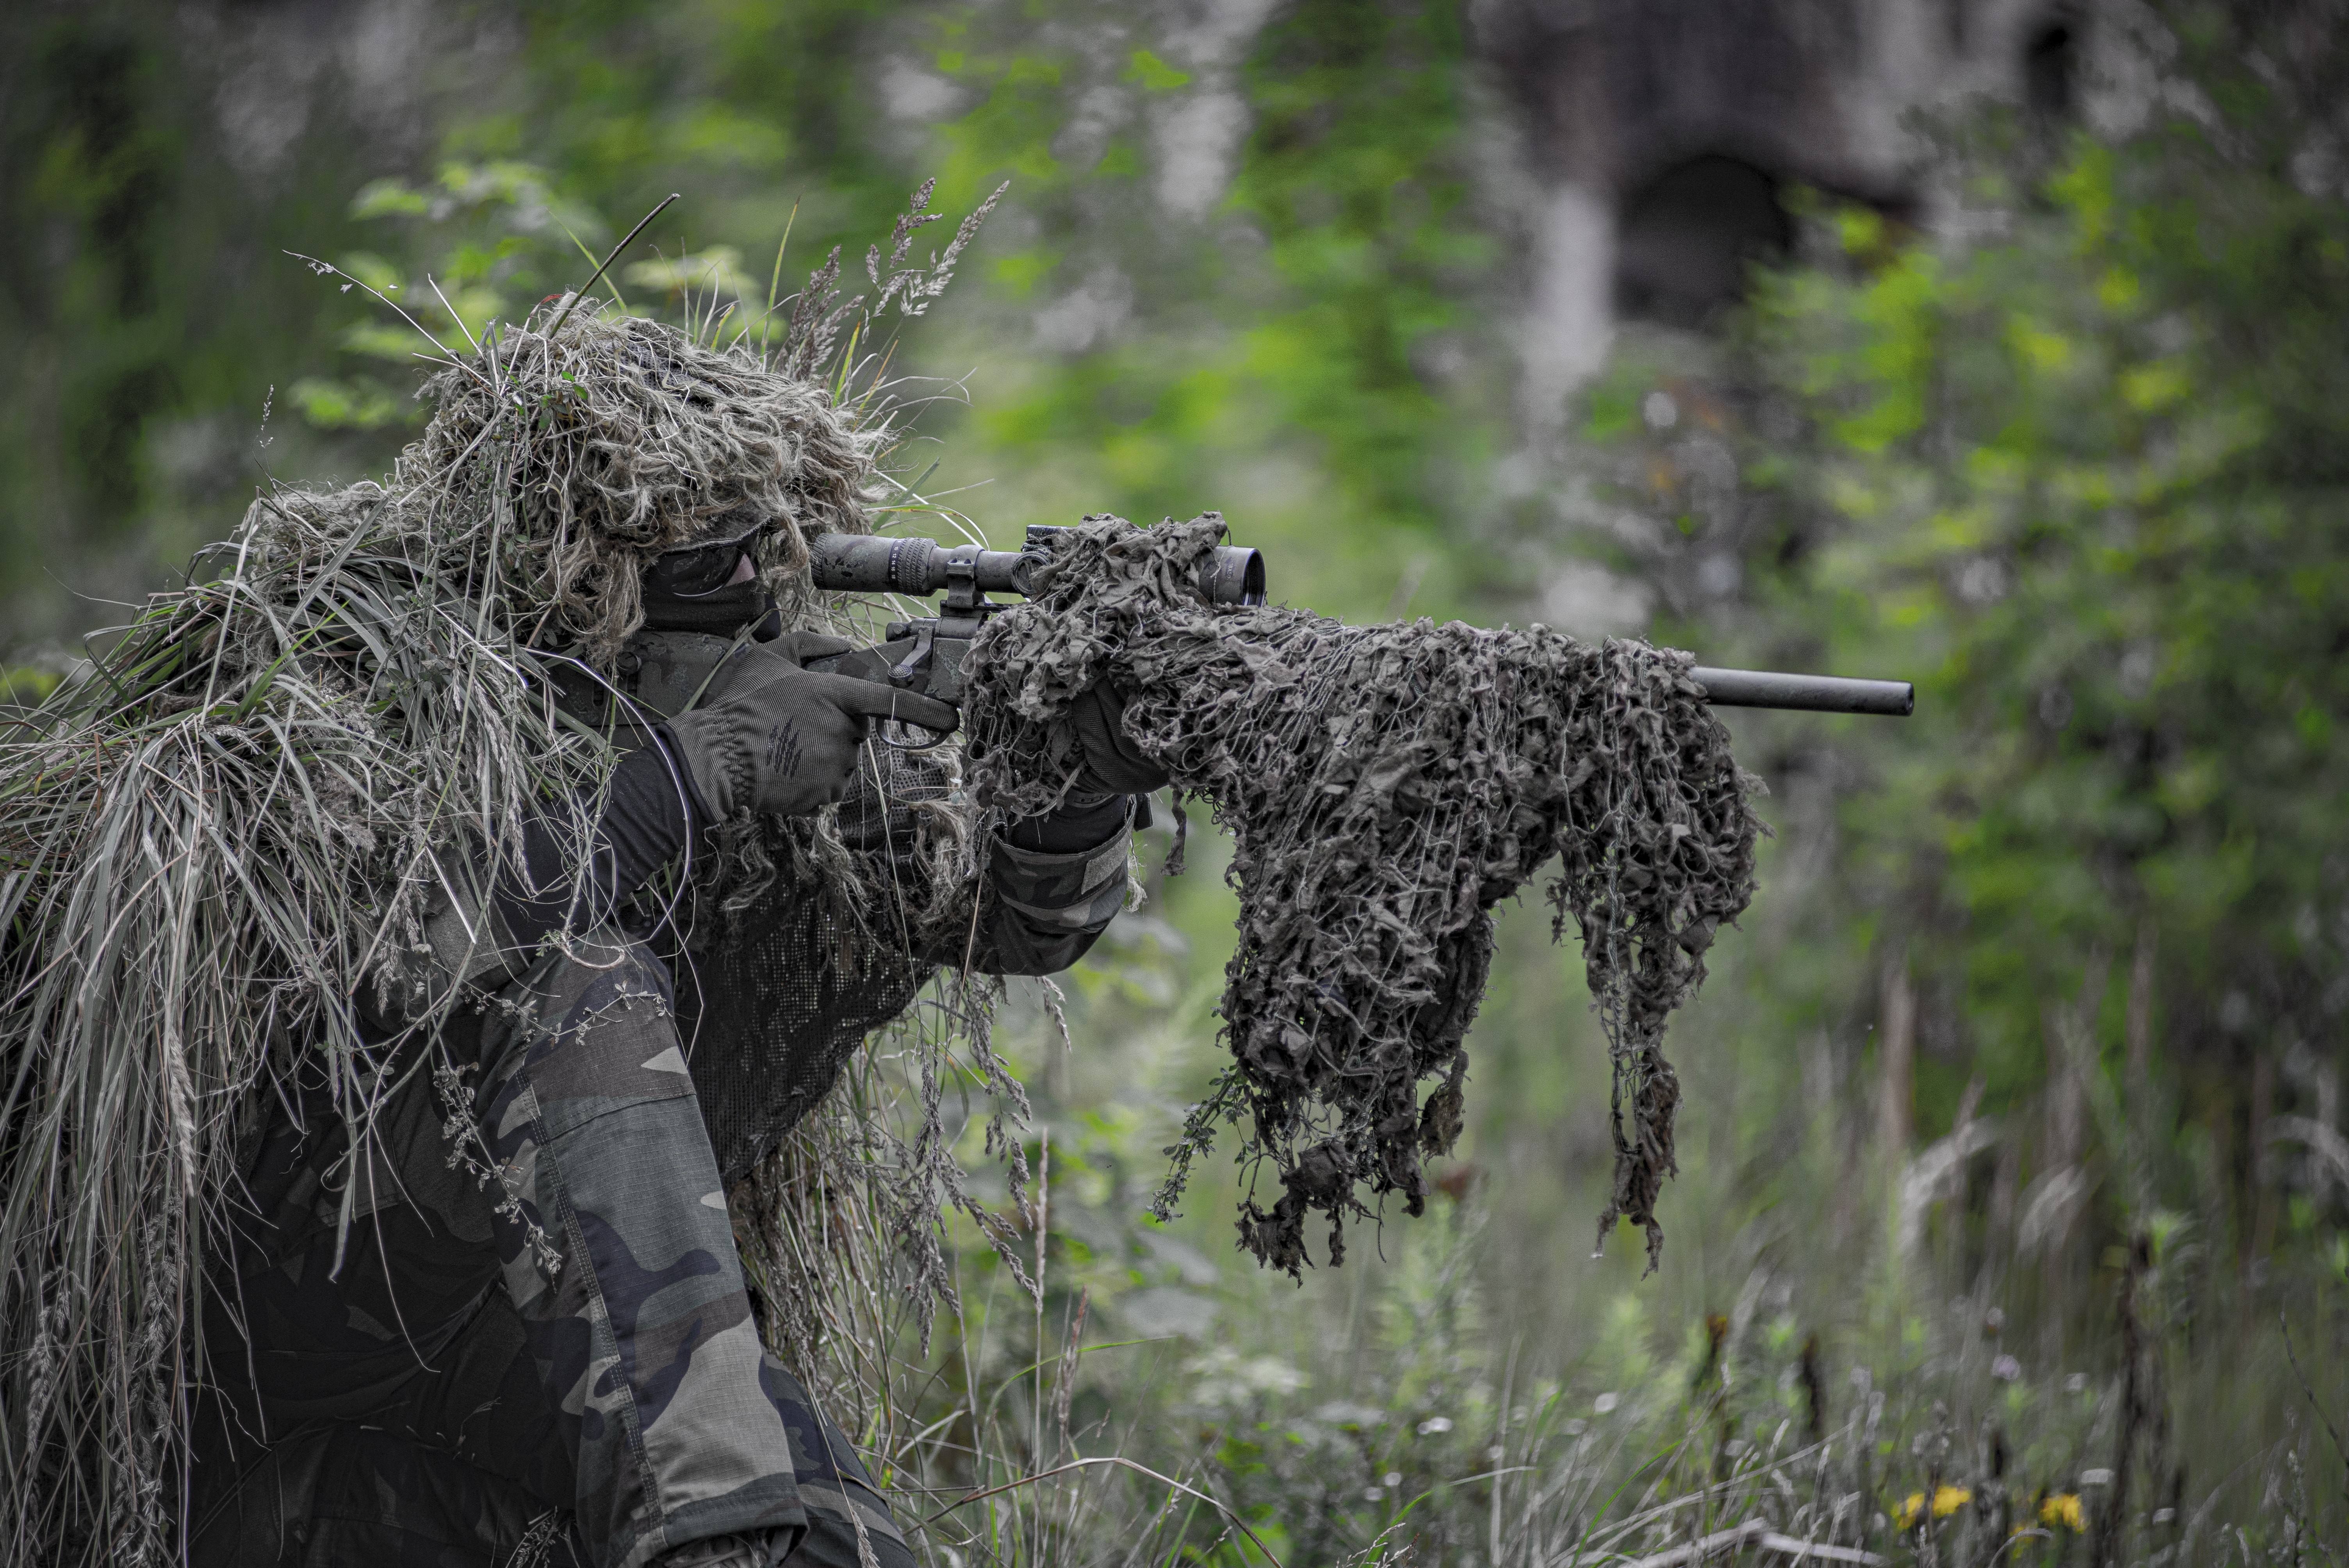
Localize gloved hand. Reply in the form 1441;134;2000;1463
1068;682;1170;794
666;631;961;821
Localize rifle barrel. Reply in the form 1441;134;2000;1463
1690;667;1914;716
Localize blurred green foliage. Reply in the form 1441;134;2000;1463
1581;92;2349;1270
1768;134;2349;1107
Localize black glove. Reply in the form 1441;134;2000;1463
999;683;1164;855
667;631;961;821
1068;682;1170;794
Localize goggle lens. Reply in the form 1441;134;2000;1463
647;520;764;597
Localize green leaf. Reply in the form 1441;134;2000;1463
351;178;429;219
1125;50;1192;91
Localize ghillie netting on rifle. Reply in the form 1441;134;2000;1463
0;181;1016;1566
962;513;1765;1276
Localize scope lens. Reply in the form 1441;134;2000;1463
1202;545;1267;606
1239;549;1266;606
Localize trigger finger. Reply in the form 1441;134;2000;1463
782;630;856;665
884;691;961;735
817;674;960;735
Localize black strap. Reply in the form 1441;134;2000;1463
1004;791;1150;855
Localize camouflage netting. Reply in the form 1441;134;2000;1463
0;180;1006;1563
962;513;1766;1275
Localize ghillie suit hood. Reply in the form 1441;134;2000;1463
415;310;882;663
0;296;962;1565
963;514;1766;1276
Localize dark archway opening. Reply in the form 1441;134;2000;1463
1613;154;1793;329
2025;17;2077;119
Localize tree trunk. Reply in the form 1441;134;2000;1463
1877;953;1915;1159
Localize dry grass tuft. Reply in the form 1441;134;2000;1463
0;178;1010;1561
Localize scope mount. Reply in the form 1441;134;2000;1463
878;526;1078;698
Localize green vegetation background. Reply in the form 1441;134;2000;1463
6;0;2346;1556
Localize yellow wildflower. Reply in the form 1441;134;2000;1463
1896;1486;1973;1529
2041;1493;2086;1531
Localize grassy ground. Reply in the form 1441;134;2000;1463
752;821;2349;1566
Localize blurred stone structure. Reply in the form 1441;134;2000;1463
1470;0;2122;423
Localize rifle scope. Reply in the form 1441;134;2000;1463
809;529;1269;607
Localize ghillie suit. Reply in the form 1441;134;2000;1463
0;226;1046;1563
963;513;1766;1274
2;211;1759;1565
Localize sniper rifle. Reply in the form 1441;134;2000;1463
804;525;1914;720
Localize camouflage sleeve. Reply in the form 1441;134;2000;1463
836;743;1138;978
971;816;1135;975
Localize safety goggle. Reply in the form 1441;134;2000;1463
644;517;766;599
